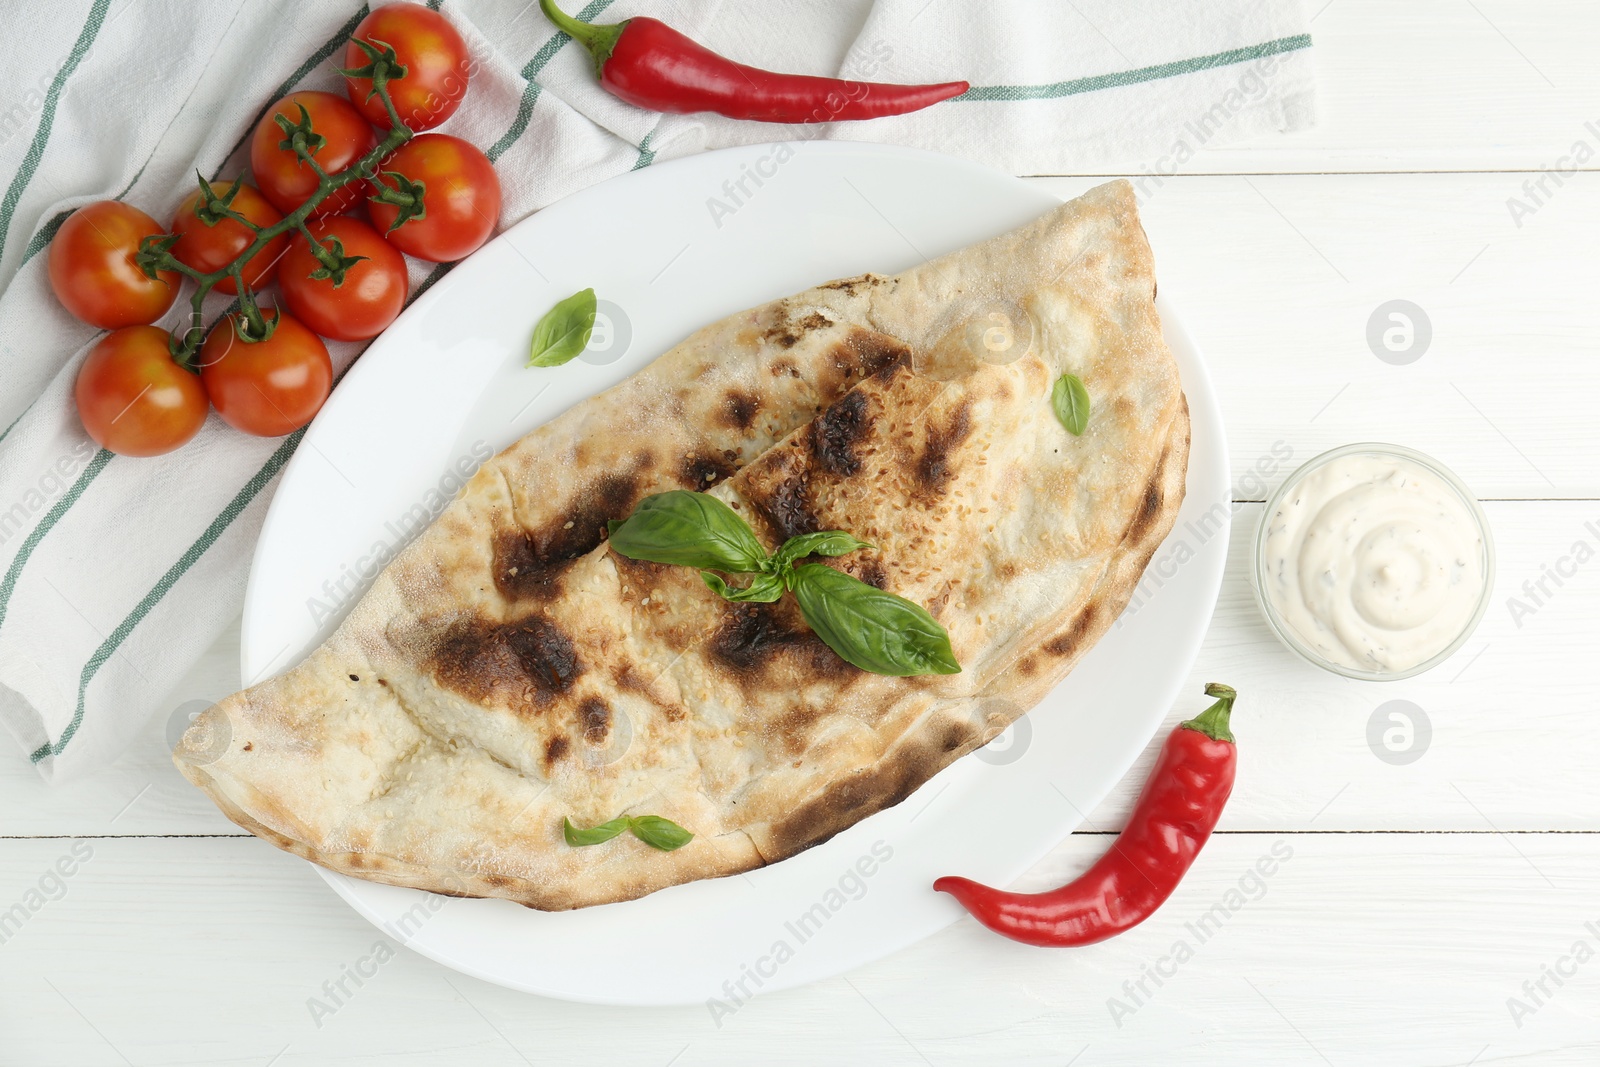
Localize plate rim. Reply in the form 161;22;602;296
239;139;1230;1004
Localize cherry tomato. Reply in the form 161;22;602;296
75;326;208;456
277;216;408;342
344;4;470;132
199;310;332;437
49;201;179;329
368;134;500;262
168;181;288;295
249;91;377;217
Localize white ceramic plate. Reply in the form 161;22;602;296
241;141;1229;1006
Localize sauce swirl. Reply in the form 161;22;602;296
1261;452;1486;673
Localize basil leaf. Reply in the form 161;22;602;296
628;815;694;851
772;531;873;571
1051;373;1091;435
564;815;630;846
703;570;787;603
528;288;598;367
607;490;768;573
789;564;961;677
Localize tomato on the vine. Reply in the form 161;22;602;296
49;201;179;329
343;4;470;132
277;217;408;342
75;326;209;456
250;91;377;217
368;134;500;262
199;310;332;437
169;181;288;295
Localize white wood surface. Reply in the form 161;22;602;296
5;5;1600;1064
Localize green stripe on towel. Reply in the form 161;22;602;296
955;34;1312;102
0;0;113;264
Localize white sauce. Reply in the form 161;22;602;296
1262;453;1485;673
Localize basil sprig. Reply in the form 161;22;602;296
563;814;694;851
1051;372;1091;435
606;491;959;677
528;287;598;367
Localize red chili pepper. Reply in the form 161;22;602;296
934;683;1238;948
539;1;969;124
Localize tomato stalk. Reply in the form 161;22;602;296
135;69;417;371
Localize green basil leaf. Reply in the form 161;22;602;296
607;490;769;573
563;815;631;847
528;288;598;367
628;815;694;851
1051;373;1091;435
702;570;787;603
772;531;874;571
789;564;961;677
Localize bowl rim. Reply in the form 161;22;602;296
1250;441;1496;681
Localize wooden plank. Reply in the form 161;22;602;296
0;618;244;839
1080;500;1600;834
2;834;1596;1064
1025;172;1600;500
1076;0;1600;175
3;501;1594;838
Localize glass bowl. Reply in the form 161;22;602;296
1250;442;1495;681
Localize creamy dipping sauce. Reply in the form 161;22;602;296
1261;452;1487;674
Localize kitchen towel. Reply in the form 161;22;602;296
0;0;1314;780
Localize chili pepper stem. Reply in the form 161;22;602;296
1179;683;1237;743
538;0;625;72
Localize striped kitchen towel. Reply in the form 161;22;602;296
0;0;1314;780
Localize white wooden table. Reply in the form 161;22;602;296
6;3;1599;1063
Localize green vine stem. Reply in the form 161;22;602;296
136;44;415;371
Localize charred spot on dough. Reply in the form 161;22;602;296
809;390;871;476
492;529;562;601
680;452;735;488
940;721;975;753
482;873;513;889
494;472;640;600
710;602;803;674
745;449;819;541
834;326;910;379
577;697;611;744
818;274;882;296
915;401;973;496
611;665;688;722
771;702;826;757
1125;480;1164;545
1018;655;1039;677
763;306;832;349
634;450;657;472
854;559;887;589
1044;603;1099;659
347;853;366;868
709;600;857;681
430;615;582;706
544;735;570;765
721;390;761;430
770;357;801;379
762;738;937;861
